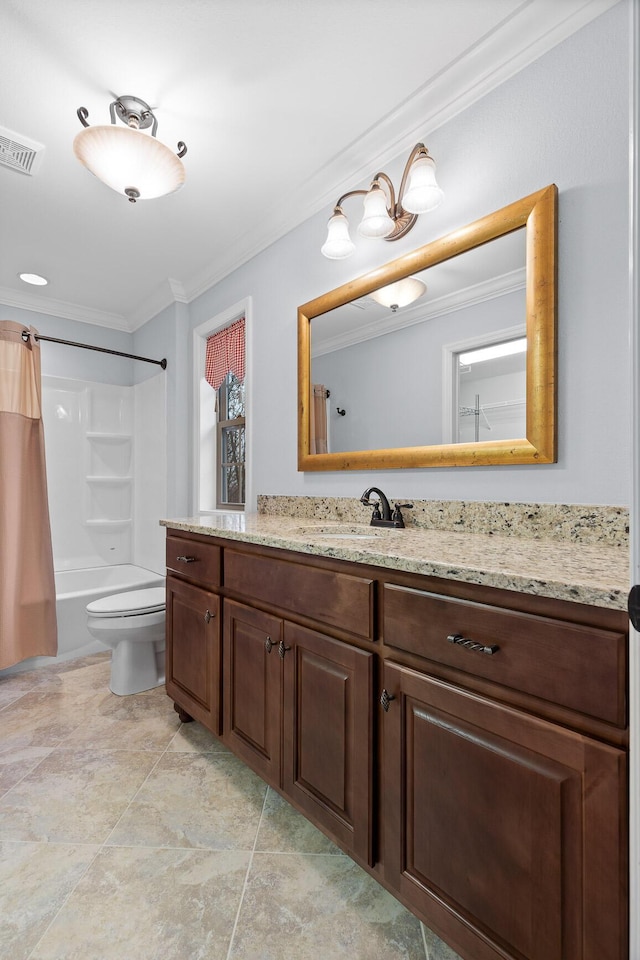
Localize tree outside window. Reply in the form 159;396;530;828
217;372;245;509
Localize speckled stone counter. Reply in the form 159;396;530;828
161;512;629;612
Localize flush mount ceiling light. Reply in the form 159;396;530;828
19;272;48;286
369;276;427;312
459;337;527;366
321;143;443;259
73;95;187;203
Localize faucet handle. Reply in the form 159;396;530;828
391;502;413;526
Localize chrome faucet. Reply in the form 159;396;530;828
360;487;413;529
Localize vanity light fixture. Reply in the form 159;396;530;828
369;276;426;312
73;95;187;203
321;142;443;259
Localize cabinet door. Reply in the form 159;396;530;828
166;575;221;733
282;623;374;864
382;661;627;960
223;599;283;787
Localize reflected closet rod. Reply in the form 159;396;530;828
21;330;167;369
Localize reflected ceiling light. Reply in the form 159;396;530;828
369;276;427;312
73;95;187;203
19;272;48;285
321;143;443;259
459;337;527;366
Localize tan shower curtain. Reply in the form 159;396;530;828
310;384;328;455
0;321;57;669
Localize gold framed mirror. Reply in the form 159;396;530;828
298;184;557;470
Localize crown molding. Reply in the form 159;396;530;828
0;284;130;331
312;268;526;358
166;0;617;316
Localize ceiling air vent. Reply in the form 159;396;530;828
0;126;45;176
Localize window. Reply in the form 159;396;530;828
217;371;245;509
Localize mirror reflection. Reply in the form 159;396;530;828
298;184;557;471
311;229;526;453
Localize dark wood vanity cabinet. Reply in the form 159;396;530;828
223;597;374;863
166;575;221;732
381;661;626;960
165;528;628;960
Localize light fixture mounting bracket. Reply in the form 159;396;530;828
111;96;156;133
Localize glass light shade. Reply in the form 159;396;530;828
402;155;444;214
321;210;355;259
358;185;395;238
73;125;185;200
369;276;427;310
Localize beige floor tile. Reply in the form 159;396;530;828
30;845;250;960
0;840;99;960
0;749;159;844
422;925;464;960
35;657;112;696
0;747;52;798
106;752;267;850
166;719;231;754
61;686;180;752
255;788;344;855
0;691;107;756
229;852;427;960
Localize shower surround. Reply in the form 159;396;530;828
20;374;167;666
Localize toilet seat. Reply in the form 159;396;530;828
87;587;165;618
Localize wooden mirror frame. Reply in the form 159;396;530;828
298;183;557;471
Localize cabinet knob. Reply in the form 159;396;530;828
380;689;395;712
176;555;197;563
278;640;291;660
265;636;275;654
204;609;215;623
447;633;500;656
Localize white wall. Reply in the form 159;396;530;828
179;1;629;508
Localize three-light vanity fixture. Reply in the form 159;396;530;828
73;95;187;203
321;142;443;259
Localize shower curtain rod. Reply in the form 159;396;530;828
21;330;167;369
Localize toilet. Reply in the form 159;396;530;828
86;587;166;696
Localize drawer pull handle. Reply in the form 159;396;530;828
447;633;500;656
176;555;197;563
265;636;275;654
278;640;291;660
204;609;214;623
380;689;395;712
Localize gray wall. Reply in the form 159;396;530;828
181;2;630;507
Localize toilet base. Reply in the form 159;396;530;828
110;638;165;696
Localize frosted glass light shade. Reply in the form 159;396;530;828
321;210;355;259
358;185;395;238
402;155;443;214
370;276;427;310
73;125;185;200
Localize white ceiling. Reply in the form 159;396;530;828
1;0;618;332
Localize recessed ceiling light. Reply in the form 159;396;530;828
19;272;48;286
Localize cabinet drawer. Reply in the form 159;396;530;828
225;549;374;641
382;584;626;726
166;534;221;587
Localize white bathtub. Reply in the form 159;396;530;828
54;564;165;661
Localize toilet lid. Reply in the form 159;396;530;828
86;587;166;618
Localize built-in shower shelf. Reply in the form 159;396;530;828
86;432;132;441
84;519;132;527
85;476;133;483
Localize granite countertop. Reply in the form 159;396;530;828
161;513;629;611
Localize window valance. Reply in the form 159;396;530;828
205;317;245;391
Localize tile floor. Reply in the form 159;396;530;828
0;654;461;960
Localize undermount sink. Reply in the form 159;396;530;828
292;524;381;540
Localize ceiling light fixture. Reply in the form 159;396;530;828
369;277;427;312
459;337;527;366
321;143;443;259
19;272;48;286
73;95;187;203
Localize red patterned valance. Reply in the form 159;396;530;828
205;317;245;391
